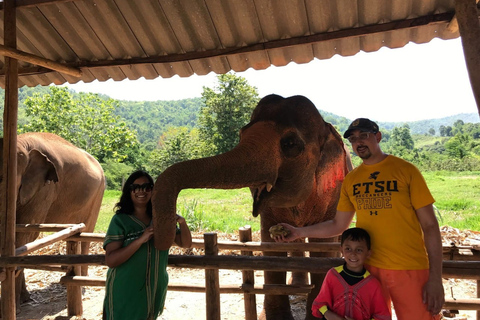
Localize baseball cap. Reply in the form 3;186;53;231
343;118;379;138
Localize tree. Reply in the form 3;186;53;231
445;133;470;159
20;86;138;163
452;119;464;135
147;127;204;175
439;125;446;137
199;73;260;155
390;125;414;150
428;128;435;136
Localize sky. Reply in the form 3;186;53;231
65;37;478;123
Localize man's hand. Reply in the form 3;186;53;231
423;277;445;315
271;223;301;242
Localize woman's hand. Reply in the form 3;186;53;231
139;226;154;243
175;214;192;248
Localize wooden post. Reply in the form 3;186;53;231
239;226;257;320
204;233;220;320
455;0;480;116
1;0;18;319
477;280;479;320
66;240;83;316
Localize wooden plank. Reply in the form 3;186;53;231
455;0;480;116
190;239;340;252
0;254;106;267
59;276;314;295
204;233;220;320
239;226;257;320
16;223;77;232
66;241;82;316
15;223;85;256
4;255;480;279
444;298;480;310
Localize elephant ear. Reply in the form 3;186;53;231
317;123;352;192
18;149;59;206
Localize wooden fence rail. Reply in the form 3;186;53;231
3;224;480;319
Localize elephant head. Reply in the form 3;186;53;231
152;94;351;250
0;138;59;209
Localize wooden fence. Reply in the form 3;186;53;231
1;224;480;320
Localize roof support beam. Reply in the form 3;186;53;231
0;45;82;77
455;0;480;117
1;0;18;319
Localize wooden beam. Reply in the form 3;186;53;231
16;223;77;232
455;0;480;116
1;0;18;319
0;44;82;77
3;255;480;279
15;223;85;256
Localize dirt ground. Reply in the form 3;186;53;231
8;227;480;320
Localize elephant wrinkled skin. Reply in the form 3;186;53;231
152;94;352;320
0;132;105;312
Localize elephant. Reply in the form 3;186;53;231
0;132;105;311
151;94;352;320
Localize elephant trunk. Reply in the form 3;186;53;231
152;122;280;250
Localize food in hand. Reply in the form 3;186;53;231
269;225;291;239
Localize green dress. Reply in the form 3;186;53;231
103;213;169;320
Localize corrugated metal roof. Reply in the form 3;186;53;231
0;0;462;88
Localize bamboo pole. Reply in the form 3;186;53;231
1;0;18;319
16;223;77;232
239;226;257;320
15;223;85;256
0;44;82;77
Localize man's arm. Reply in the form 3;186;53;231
274;210;355;242
416;204;445;315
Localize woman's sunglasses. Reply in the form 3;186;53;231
130;183;154;193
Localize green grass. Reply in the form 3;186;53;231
95;171;480;233
96;190;121;233
423;171;480;231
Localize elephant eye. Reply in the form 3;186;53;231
280;133;304;158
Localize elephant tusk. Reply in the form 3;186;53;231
266;183;273;192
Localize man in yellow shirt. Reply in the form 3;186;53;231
274;118;444;320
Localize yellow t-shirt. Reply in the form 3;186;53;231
337;155;434;270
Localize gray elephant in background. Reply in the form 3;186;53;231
0;132;105;312
152;94;352;320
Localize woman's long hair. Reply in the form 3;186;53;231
114;170;155;217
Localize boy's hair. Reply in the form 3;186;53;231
340;227;371;250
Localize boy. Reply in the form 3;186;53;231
312;228;391;320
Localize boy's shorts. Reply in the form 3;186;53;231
366;265;442;320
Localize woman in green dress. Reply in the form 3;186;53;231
103;170;192;320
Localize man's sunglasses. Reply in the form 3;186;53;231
130;183;154;193
347;132;372;144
